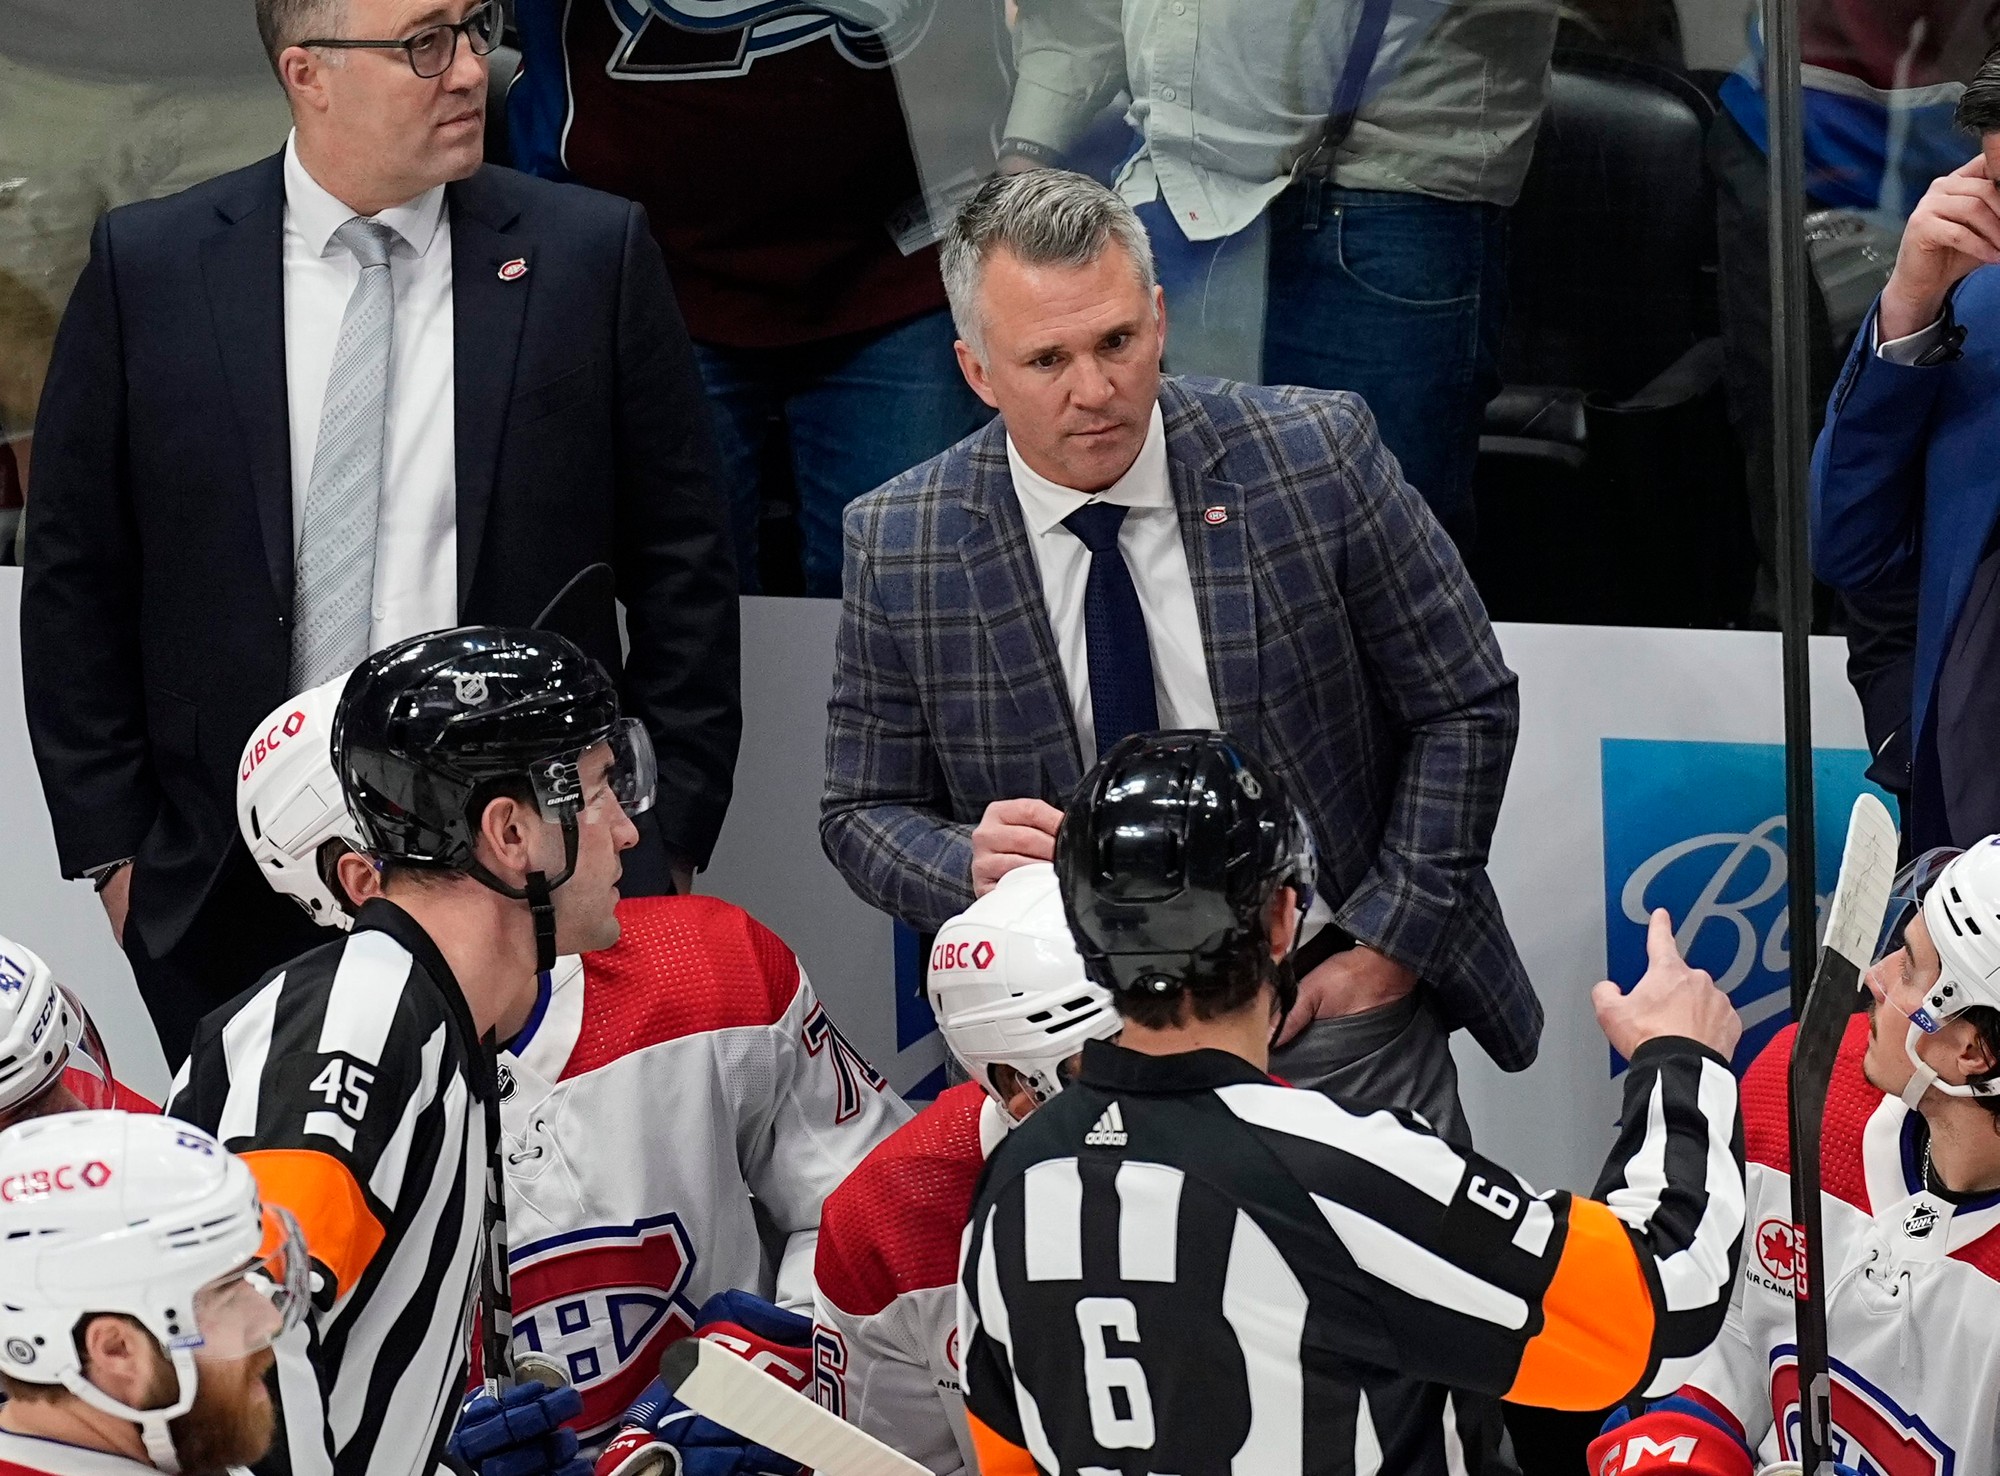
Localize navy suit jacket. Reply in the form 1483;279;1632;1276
1813;276;2000;844
22;155;740;958
822;377;1540;1071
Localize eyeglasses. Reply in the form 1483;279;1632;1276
300;0;501;79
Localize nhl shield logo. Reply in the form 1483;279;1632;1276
454;673;489;706
1902;1200;1940;1240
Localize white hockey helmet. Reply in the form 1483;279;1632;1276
0;935;115;1121
1885;836;2000;1104
237;672;364;930
0;1111;307;1472
929;864;1119;1113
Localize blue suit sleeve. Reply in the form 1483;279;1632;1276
1810;298;1948;593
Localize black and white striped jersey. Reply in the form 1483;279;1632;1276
168;899;495;1476
959;1036;1745;1476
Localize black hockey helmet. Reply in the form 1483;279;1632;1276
1056;730;1316;1009
333;627;656;967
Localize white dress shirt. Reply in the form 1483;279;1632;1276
1006;403;1220;760
1876;313;1950;365
283;133;458;651
1006;406;1334;936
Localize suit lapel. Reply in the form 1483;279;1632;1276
1162;381;1260;737
201;154;293;610
958;431;1086;796
448;170;531;608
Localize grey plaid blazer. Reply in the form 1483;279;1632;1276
821;376;1540;1070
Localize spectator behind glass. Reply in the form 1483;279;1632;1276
997;0;1558;546
1709;2;1997;826
508;0;1006;596
1813;48;2000;854
0;0;290;500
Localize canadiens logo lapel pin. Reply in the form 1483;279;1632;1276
1203;506;1228;526
498;257;529;282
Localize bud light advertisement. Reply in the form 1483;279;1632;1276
1601;738;1896;1077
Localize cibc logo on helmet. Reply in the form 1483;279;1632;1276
0;1160;113;1202
931;939;996;972
241;707;308;781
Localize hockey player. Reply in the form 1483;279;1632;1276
1590;837;2000;1476
0;1111;307;1476
0;933;156;1128
172;627;651;1476
962;731;1748;1476
235;674;912;1445
810;863;1121;1476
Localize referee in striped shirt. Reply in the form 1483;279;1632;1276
169;628;654;1476
960;732;1747;1476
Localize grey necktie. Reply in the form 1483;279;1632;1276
291;216;398;693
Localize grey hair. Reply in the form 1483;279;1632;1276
940;169;1158;356
256;0;348;72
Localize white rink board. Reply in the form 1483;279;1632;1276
0;575;1873;1194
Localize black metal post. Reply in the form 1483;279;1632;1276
1764;0;1819;1019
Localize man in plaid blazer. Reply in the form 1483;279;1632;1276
821;171;1539;1105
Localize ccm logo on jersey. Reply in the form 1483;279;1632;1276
241;708;308;780
0;1161;112;1201
1750;1217;1803;1298
1770;1351;1954;1475
930;939;995;972
508;1213;702;1436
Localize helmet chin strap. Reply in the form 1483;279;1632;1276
62;1346;199;1474
1901;1020;2000;1107
465;821;579;975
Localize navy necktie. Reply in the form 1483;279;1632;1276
1062;502;1159;757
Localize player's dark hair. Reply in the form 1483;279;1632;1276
1962;1004;2000;1124
1957;43;2000;136
1111;952;1285;1031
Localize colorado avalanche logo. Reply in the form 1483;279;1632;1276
509;1214;702;1436
601;0;928;82
1770;1349;1955;1475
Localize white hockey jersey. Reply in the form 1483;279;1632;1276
810;1082;1011;1476
0;1430;247;1476
492;894;912;1440
1676;1014;2000;1476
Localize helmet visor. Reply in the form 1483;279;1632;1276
184;1207;309;1359
1877;847;1962;964
530;718;657;824
55;988;117;1112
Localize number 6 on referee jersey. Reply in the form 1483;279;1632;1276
957;733;1747;1476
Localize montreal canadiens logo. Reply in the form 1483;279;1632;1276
509;1213;701;1435
1770;1350;1954;1476
497;258;528;282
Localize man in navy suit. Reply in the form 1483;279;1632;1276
823;171;1538;1128
21;0;739;1064
1813;52;2000;854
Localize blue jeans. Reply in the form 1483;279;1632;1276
1145;185;1508;542
693;308;991;597
1266;185;1507;542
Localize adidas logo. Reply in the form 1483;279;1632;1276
1084;1102;1127;1147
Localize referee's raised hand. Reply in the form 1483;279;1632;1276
1592;908;1743;1061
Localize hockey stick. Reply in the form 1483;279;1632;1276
658;1336;929;1476
1787;792;1898;1475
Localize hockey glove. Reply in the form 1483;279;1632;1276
451;1382;591;1476
592;1291;812;1476
1588;1396;1756;1476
